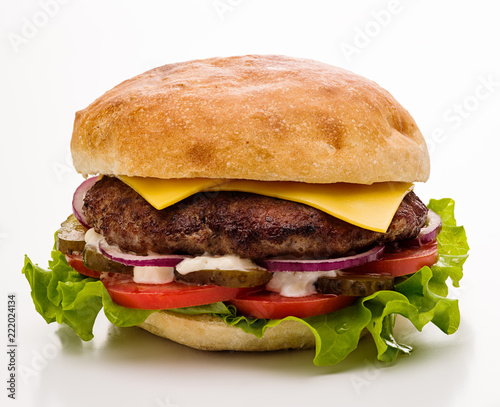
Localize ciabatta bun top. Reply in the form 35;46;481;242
71;55;429;184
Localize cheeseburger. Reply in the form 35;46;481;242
23;55;469;366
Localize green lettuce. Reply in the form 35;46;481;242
22;198;468;365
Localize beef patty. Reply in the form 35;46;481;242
83;176;428;260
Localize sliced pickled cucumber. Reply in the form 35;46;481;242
315;272;394;296
82;246;133;274
174;268;272;288
56;214;87;255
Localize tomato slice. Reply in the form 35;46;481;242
229;291;356;319
66;254;101;279
346;241;439;277
101;272;255;310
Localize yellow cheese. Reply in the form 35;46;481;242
118;176;414;233
119;177;227;207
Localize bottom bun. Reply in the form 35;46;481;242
138;311;316;351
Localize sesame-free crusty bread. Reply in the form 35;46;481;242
71;55;429;184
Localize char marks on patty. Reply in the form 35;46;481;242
83;176;428;259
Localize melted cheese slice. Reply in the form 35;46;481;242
118;176;414;233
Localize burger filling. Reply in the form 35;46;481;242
60;175;434;300
82;176;428;260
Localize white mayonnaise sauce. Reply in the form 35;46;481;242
84;228;104;248
175;254;264;275
133;266;175;284
266;270;338;297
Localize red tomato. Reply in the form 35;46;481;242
347;241;439;277
65;254;101;279
229;291;356;319
100;272;255;310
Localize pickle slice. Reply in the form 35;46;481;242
56;214;87;255
315;272;394;296
83;246;133;274
174;268;272;288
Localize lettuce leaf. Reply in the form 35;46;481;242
23;250;155;341
22;198;468;365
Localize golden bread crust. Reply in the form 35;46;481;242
71;55;429;184
138;311;315;351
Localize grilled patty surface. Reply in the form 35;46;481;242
83;176;427;259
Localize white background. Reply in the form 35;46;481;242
1;1;499;406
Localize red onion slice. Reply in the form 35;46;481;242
72;176;99;229
403;209;442;247
262;245;385;272
99;239;191;267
